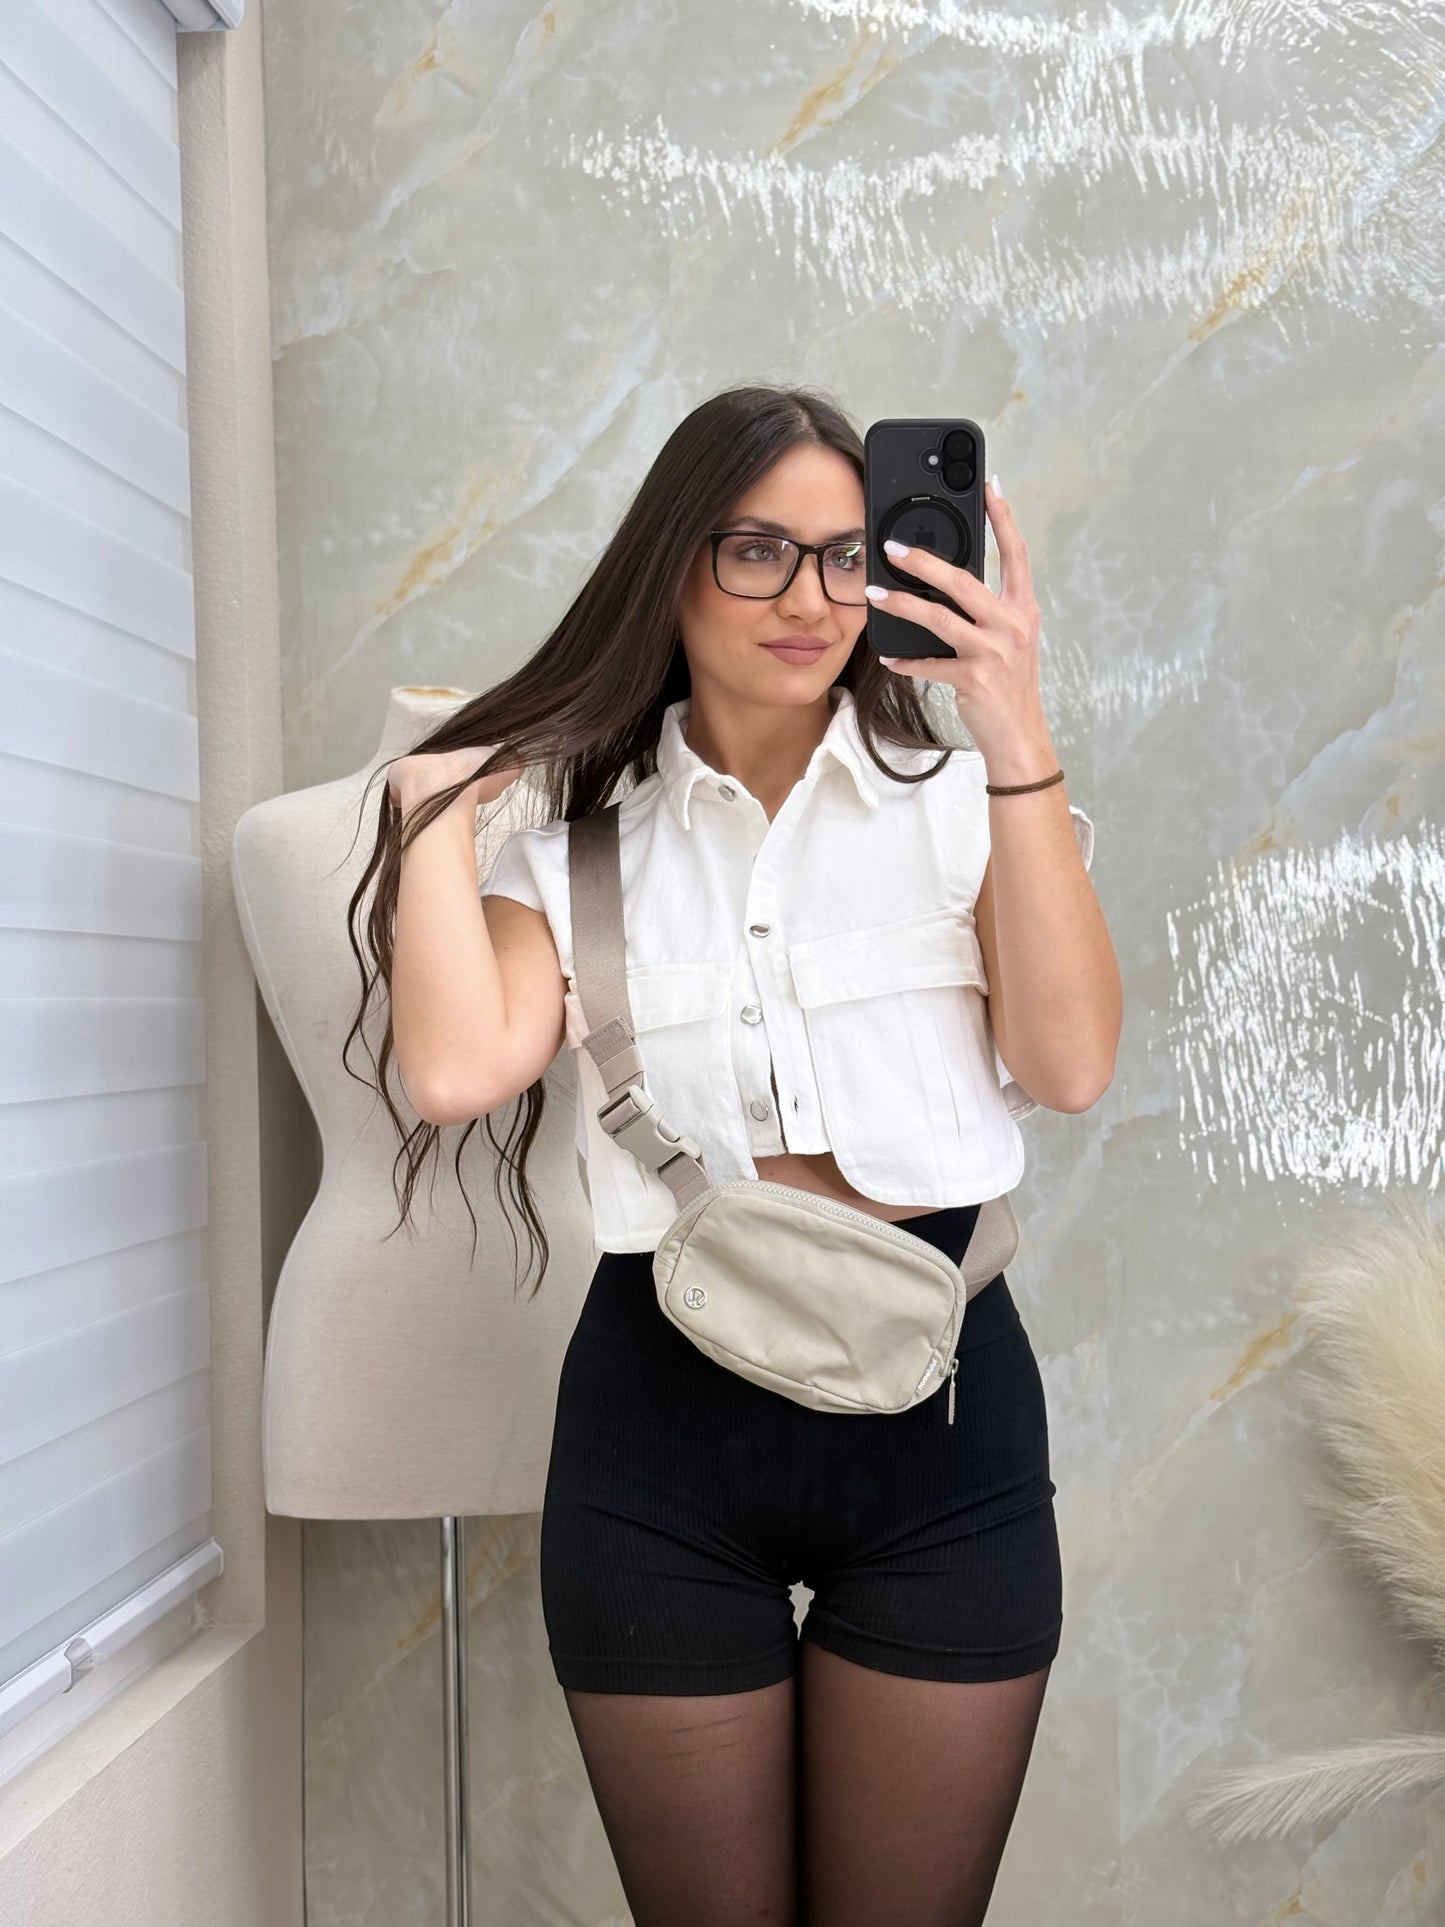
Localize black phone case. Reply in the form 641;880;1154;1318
863;417;986;658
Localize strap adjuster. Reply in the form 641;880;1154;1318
597;1084;702;1172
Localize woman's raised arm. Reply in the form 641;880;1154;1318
389;753;564;1124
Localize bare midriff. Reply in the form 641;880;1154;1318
750;1149;941;1223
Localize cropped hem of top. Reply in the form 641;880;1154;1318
481;683;1095;1254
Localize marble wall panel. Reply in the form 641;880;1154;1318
260;0;1445;1918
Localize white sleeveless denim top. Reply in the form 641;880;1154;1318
481;684;1095;1253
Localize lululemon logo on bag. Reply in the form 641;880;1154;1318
683;1286;707;1310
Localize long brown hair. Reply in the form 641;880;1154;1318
344;382;959;1294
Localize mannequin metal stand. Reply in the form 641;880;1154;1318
441;1517;471;1926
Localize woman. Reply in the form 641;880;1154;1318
363;384;1120;1924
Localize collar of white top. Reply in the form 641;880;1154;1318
655;683;882;830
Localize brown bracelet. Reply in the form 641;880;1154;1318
985;767;1066;796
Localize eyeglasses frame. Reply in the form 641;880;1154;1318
706;529;868;604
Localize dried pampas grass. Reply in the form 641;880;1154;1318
1187;1193;1445;1844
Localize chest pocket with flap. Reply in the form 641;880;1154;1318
785;907;997;1179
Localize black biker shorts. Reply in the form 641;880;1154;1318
539;1201;1063;1694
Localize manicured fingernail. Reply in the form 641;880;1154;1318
883;538;910;557
864;583;889;601
879;656;898;666
988;473;1003;499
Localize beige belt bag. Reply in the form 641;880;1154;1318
567;805;1020;1418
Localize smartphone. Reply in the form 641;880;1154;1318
863;418;986;659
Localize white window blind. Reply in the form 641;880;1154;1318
0;0;224;1750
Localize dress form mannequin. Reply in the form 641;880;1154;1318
232;685;593;1520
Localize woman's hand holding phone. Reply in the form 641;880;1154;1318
864;478;1053;770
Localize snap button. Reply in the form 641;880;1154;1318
717;782;737;800
749;1099;770;1120
748;923;771;937
740;1004;762;1024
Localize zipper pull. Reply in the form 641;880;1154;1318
947;1356;958;1426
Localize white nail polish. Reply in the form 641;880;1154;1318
990;472;1003;499
864;583;889;601
883;538;910;557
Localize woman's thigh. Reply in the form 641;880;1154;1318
798;1287;1063;1683
560;1675;799;1927
540;1271;808;1921
796;1643;1051;1927
540;1268;805;1696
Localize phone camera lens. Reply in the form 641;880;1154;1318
937;430;977;492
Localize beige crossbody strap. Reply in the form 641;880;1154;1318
567;806;1021;1281
569;806;712;1211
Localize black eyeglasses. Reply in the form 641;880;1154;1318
707;529;868;604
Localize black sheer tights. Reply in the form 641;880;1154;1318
561;1643;1051;1926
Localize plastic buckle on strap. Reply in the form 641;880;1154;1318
597;1084;703;1172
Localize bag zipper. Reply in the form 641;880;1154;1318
736;1180;956;1261
947;1355;958;1425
